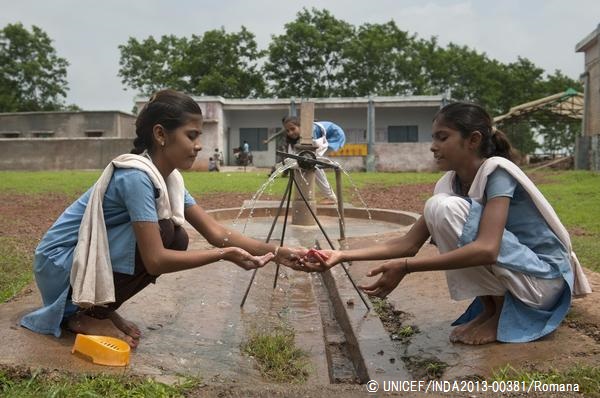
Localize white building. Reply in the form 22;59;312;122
136;95;446;171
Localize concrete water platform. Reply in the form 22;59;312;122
1;201;599;388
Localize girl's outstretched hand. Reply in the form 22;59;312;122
274;246;308;269
294;249;343;272
359;259;407;298
223;247;274;270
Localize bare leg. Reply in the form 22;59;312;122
449;296;495;343
67;313;138;348
454;295;504;345
107;311;141;340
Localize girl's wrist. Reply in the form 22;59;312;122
220;247;233;260
402;258;411;274
339;251;349;263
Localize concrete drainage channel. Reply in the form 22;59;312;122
210;203;417;384
315;249;412;384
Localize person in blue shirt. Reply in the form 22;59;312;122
21;89;306;348
282;116;346;205
294;102;588;345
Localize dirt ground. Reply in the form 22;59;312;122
0;183;432;262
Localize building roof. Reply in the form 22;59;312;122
0;110;135;117
135;95;446;110
494;88;583;124
575;24;600;53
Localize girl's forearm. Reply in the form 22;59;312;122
147;247;234;275
209;226;277;255
405;241;496;273
342;237;418;262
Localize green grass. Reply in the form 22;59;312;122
326;170;442;188
0;171;101;196
398;325;417;338
491;364;600;396
0;169;598;303
0;369;200;398
0;170;442;197
533;171;600;271
242;328;310;383
0;237;34;302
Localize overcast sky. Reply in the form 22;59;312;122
1;0;598;113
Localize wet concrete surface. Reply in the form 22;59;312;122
0;208;410;385
2;204;600;389
344;232;600;381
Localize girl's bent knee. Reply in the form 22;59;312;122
425;194;469;224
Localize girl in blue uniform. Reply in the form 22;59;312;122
21;89;304;348
297;102;590;345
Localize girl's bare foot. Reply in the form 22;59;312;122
449;296;495;343
453;296;503;345
107;311;142;340
67;313;138;348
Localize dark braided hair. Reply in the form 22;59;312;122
131;89;202;154
434;102;514;161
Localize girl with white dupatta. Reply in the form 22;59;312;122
295;102;590;345
21;90;306;348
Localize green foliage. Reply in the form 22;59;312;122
338;21;418;96
0;23;69;112
502;120;540;155
264;8;354;97
242;328;309;383
118;27;265;97
114;8;582;154
0;370;200;398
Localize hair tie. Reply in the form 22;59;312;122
491;126;498;136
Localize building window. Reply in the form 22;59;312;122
388;125;418;142
239;128;268;151
32;131;54;138
85;130;104;137
1;131;21;138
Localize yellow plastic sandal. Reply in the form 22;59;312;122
71;334;130;366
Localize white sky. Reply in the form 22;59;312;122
1;0;598;113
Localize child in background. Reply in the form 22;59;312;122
282;116;346;205
208;157;219;172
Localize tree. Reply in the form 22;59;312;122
411;41;509;113
338;21;418;96
117;35;188;96
537;72;583;155
264;8;354;97
118;27;266;98
0;23;69;112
